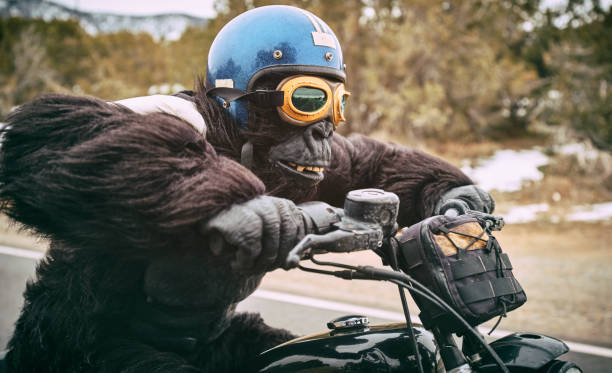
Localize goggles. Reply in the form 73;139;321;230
206;75;350;128
275;76;350;127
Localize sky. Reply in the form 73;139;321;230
51;0;217;18
51;0;611;19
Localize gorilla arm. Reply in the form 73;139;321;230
0;94;286;372
0;94;265;254
318;134;473;227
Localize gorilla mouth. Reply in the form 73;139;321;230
275;160;326;181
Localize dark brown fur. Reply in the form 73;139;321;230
0;86;471;372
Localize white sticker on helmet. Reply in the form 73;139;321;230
312;32;336;49
215;79;234;88
300;9;337;49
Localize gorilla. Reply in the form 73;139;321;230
0;5;493;373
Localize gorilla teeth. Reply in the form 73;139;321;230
286;162;325;173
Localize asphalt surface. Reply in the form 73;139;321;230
1;250;610;372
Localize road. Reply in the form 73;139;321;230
1;247;610;372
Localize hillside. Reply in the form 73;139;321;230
0;0;207;40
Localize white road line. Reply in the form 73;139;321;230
1;246;610;358
253;288;413;322
253;289;612;359
0;245;44;260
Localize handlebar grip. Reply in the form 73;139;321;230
298;202;344;235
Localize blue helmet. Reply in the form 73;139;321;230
206;5;346;128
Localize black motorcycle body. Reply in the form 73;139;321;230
256;323;440;373
256;324;571;372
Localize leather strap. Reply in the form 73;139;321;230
206;87;284;107
451;253;512;280
458;277;522;304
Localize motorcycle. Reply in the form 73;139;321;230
254;189;582;373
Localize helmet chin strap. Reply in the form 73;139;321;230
240;141;254;170
206;87;283;108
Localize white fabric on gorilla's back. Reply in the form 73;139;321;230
115;95;207;137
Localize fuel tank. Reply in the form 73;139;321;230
255;322;440;373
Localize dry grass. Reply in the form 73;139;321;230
368;131;549;166
368;135;612;207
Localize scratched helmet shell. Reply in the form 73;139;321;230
206;5;346;128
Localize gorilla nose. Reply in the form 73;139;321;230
307;121;334;140
303;120;333;154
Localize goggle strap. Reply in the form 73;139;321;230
206;87;284;108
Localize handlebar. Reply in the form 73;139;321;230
439;199;505;231
284;218;384;268
440;200;505;232
285;191;507;269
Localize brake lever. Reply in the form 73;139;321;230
444;208;505;231
284;230;352;269
284;223;384;269
467;210;505;231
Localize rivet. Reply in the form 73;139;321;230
222;101;230;109
325;52;334;62
273;50;283;60
343;63;347;70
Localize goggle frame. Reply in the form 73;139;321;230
276;75;350;127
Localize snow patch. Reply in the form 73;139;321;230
557;143;600;160
566;203;612;222
500;202;612;224
461;149;549;192
502;203;550;224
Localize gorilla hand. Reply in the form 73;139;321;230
202;196;306;273
434;185;495;215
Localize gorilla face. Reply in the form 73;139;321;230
244;109;334;202
267;120;333;182
243;73;338;196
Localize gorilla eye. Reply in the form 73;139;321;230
291;87;327;113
